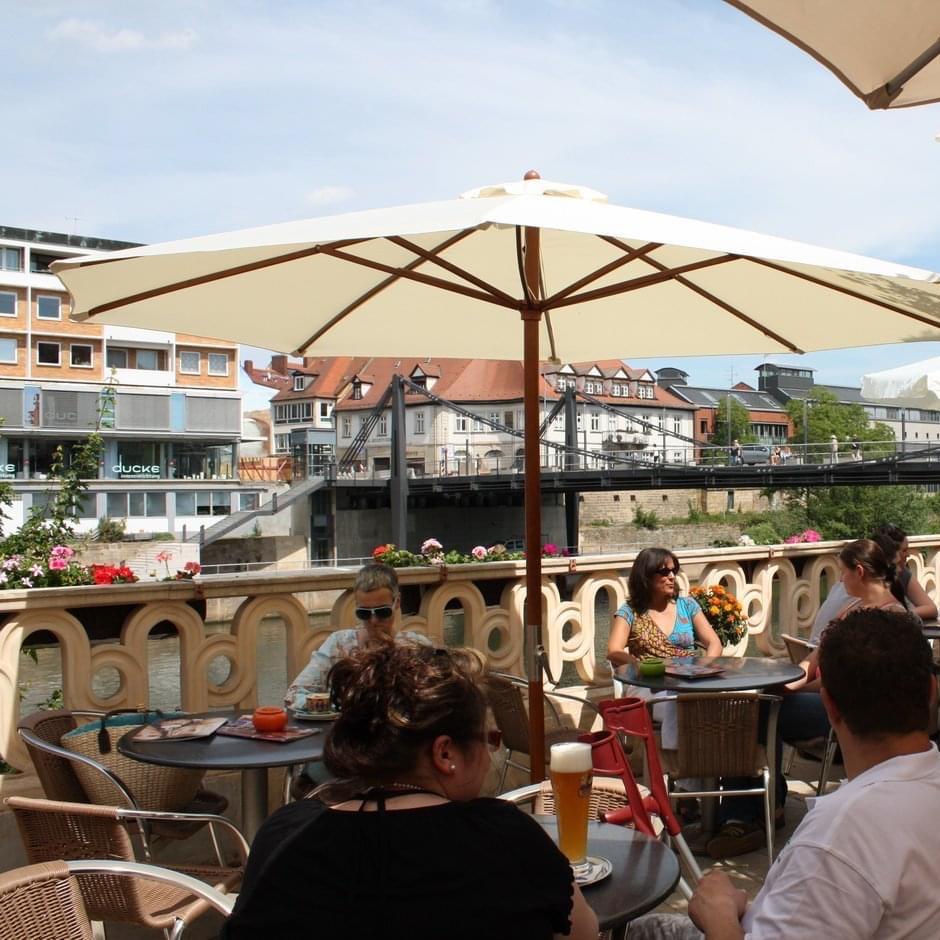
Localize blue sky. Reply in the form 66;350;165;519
5;0;940;409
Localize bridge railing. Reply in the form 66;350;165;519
1;537;938;773
323;440;940;481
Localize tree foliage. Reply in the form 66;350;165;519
706;396;757;463
794;485;930;541
786;389;894;458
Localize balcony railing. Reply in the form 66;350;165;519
1;538;937;776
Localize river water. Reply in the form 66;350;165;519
18;600;615;712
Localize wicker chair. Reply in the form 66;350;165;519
779;634;839;794
0;859;235;940
659;693;781;867
17;709;232;862
499;776;641;820
6;796;246;939
483;674;593;791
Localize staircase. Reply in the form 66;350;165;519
188;477;328;546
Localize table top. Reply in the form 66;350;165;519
615;656;805;693
536;817;680;928
118;710;326;771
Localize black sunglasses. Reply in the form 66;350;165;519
653;566;678;577
356;604;395;621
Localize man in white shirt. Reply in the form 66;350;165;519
628;607;940;938
688;607;940;939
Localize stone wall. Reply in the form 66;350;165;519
580;488;773;526
581;522;744;553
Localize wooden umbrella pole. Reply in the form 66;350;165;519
522;171;545;783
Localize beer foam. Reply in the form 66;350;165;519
549;741;592;773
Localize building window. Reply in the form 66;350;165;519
590;411;600;432
638;384;654;399
342;416;351;439
208;353;228;376
106;493;127;517
415;410;426;434
472;417;483;432
352;383;363;400
577;413;583;430
0;292;15;317
378;414;389;437
0;338;15;364
37;341;60;366
455;415;467;433
180;351;200;374
36;295;61;320
611;384;621;397
275;434;290;452
319;402;331;421
239;492;260;512
700;420;708;433
0;247;21;271
129;492;167;517
293;374;305;391
503;411;514;430
70;344;93;368
136;349;159;370
488;411;499;427
673;417;681;434
106;348;128;369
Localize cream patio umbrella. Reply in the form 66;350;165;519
727;0;940;109
52;171;940;781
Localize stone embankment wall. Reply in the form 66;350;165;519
580;488;773;525
581;522;744;553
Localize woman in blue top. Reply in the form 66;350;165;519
608;547;722;666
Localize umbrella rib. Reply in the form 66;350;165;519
295;230;475;353
746;257;940;332
541;240;663;306
387;235;517;304
315;244;518;308
82;238;371;317
639;254;803;353
546;254;737;309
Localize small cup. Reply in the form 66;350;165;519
252;706;288;732
304;692;332;714
638;657;665;677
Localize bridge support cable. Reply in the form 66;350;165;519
338;384;394;472
390;375;408;548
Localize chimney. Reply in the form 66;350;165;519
271;355;288;375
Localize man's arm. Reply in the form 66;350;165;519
688;872;746;940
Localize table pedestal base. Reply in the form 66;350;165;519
241;767;269;842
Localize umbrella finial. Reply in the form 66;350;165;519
523;169;541;180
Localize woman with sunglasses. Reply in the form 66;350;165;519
285;561;431;711
223;644;598;940
608;547;722;667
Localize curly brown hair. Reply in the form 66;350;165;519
322;643;487;786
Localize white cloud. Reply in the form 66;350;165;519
48;18;196;53
303;186;355;207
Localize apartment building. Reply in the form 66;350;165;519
0;225;262;534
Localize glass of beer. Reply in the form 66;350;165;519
550;741;593;869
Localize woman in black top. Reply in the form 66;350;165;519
222;644;598;940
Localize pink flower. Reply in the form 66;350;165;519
421;538;443;555
542;543;559;557
48;557;67;571
155;550;173;564
50;545;74;561
784;535;800;544
471;546;487;560
802;529;821;543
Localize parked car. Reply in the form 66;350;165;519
740;444;773;465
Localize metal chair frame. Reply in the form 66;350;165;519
17;710;234;867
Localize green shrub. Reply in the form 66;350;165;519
743;522;785;545
96;516;126;542
633;507;660;530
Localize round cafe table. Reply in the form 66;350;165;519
614;656;805;693
536;816;679;937
118;710;326;841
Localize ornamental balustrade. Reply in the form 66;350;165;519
1;537;937;774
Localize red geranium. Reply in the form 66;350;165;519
91;564;138;585
373;544;391;560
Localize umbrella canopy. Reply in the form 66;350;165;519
727;0;940;109
862;356;940;408
51;173;940;781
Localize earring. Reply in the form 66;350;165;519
449;763;456;772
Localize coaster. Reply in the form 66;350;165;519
573;856;612;886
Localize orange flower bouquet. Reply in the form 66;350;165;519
689;584;748;647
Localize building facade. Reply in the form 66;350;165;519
0;225;263;535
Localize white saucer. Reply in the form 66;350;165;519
290;709;340;722
573;856;612;886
